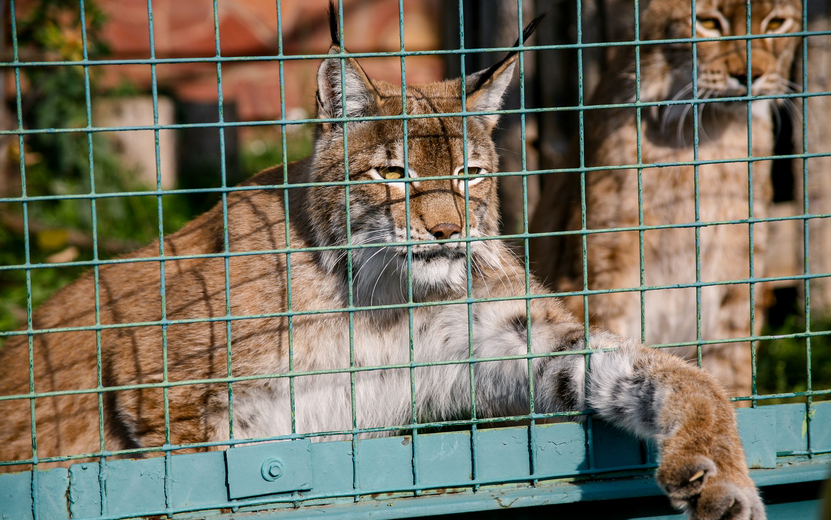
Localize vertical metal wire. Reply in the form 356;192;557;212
575;0;596;473
275;0;297;441
274;9;301;506
8;1;38;517
514;0;539;482
143;0;173;508
79;0;113;514
78;0;101;453
744;0;758;409
456;0;481;491
800;0;813;456
396;0;420;498
212;0;235;445
333;0;361;500
691;0;703;371
635;0;646;344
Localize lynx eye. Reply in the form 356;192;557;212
697;17;722;33
453;165;487;187
379;166;406;180
765;18;786;32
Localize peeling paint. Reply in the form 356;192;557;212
803;407;816;438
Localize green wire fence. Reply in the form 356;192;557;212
0;0;830;519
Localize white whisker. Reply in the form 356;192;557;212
661;82;694;135
676;102;693;148
369;250;402;307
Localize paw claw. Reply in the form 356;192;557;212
690;469;706;482
657;454;717;500
657;455;765;520
690;482;764;520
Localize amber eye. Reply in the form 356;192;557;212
378;166;406;180
461;167;481;176
697;17;722;32
766;18;786;32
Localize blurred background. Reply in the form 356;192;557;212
0;0;829;403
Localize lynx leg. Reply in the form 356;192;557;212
589;342;764;520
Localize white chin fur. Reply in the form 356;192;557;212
411;255;467;299
352;248;468;307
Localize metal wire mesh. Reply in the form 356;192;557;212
0;0;829;518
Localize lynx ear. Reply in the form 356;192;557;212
316;2;379;122
316;51;379;121
464;61;518;131
464;10;547;131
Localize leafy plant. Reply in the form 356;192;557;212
0;0;196;337
756;314;831;404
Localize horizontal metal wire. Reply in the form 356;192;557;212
3;270;830;342
0;90;828;137
9;325;831;399
0;28;827;69
2;208;829;275
3;269;830;344
3;149;830;206
0;409;594;468
1;327;828;408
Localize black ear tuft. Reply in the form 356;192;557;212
514;9;549;49
461;8;550;131
466;9;549;96
327;1;340;48
316;1;380;123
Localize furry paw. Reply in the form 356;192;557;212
657;455;765;520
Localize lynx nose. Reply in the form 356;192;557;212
731;67;764;87
429;223;461;240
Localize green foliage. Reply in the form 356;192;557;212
0;0;197;338
0;0;313;338
17;0;108;182
17;0;109;58
0;226;86;333
756;315;831;404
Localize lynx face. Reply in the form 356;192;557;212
641;0;800;110
305;51;515;307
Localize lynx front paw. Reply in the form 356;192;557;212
656;454;765;520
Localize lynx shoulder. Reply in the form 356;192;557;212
530;0;801;400
0;5;764;518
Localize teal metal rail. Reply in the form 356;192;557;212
0;404;829;519
0;0;830;518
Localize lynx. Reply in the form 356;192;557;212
530;0;801;401
0;6;764;518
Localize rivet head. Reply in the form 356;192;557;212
261;457;284;482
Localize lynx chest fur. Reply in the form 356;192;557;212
530;0;801;399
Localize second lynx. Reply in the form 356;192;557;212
530;0;801;400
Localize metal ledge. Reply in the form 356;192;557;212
1;402;829;520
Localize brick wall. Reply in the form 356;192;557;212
95;0;445;123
